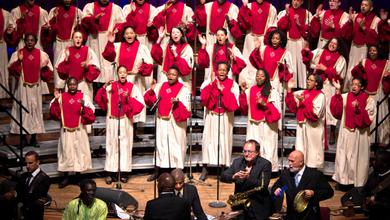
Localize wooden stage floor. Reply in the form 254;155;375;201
44;172;367;220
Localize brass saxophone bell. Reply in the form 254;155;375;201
294;190;309;213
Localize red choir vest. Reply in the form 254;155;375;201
249;85;268;122
109;81;134;118
56;6;76;40
345;92;369;129
68;46;88;81
320;9;343;39
287;7;306;39
209;1;231;34
157;81;184;118
93;2;113;32
316;49;340;81
20;4;40;35
130;3;150;35
251;1;270;35
296;89;322;123
118;40;140;71
60;91;83;129
364;59;387;94
352;12;376;45
213;78;234;114
162;42;187;73
165;2;184;34
263;46;285;80
21;48;41;85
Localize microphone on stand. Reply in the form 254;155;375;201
150;96;161;112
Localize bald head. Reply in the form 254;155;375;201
157;173;175;193
288;150;304;173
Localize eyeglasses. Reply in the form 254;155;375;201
242;150;256;154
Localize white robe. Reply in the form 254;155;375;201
0;9;11;98
245;88;281;172
53;94;95;172
292;90;326;169
104;84;145;172
82;3;124;83
332;93;376;187
147;83;191;169
9;49;53;134
201;79;239;166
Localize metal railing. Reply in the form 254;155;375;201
370;93;390;145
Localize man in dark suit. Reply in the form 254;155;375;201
272;150;334;220
171;168;208;220
17;151;50;220
144;173;191;220
221;139;273;220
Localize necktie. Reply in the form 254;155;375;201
26;173;33;187
295;173;300;187
177;191;181;197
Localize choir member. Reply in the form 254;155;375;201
144;65;191;181
8;34;53;148
151;26;194;90
193;0;207;34
102;25;153;122
49;77;96;188
237;0;277;87
285;74;326;169
55;30;100;100
239;68;281;172
95;65;145;184
197;28;246;82
310;0;349;48
277;0;312;89
199;62;239;181
0;8;13;98
331;78;376;187
351;45;390;145
301;37;347;145
81;0;124;83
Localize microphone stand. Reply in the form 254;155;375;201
150;96;161;199
209;93;226;208
113;62;122;190
280;59;287;171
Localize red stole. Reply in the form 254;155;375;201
212;43;233;74
251;1;270;35
316;49;340;80
352;12;375;45
165;2;184;34
20;4;40;35
364;59;387;93
68;46;88;81
56;6;76;40
345;92;368;129
321;9;343;39
109;81;134;118
130;3;150;34
157;81;183;118
249;85;267;122
209;1;231;34
296;89;322;123
21;48;41;85
119;40;140;71
213;78;234;114
0;10;4;40
60;92;83;129
162;42;187;73
93;2;113;32
287;7;306;39
263;46;285;80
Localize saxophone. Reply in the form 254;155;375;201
227;177;264;209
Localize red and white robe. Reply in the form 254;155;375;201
239;86;281;171
8;47;53;134
200;78;239;166
95;81;145;172
285;89;326;169
50;91;95;172
0;9;12;98
330;92;376;186
144;81;191;169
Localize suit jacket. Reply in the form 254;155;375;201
144;192;191;220
182;183;208;220
272;167;334;220
221;156;273;220
17;169;50;220
362;171;390;220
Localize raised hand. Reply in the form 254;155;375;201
240;82;247;93
198;34;206;48
332;79;341;93
348;7;355;22
157;26;165;44
254;36;261;49
107;31;115;43
150;79;157;90
170;45;178;57
285;4;290;16
315;4;323;17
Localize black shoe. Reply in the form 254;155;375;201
105;176;113;185
199;168;208;182
58;177;69;189
120;176;129;183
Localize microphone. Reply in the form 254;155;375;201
150;96;161;112
111;61;117;66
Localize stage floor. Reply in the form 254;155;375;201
44;172;367;220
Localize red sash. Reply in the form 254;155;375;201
0;10;4;41
249;85;267;121
352;12;375;45
68;46;88;81
251;1;270;35
213;78;234;114
263;46;285;80
56;6;76;40
21;48;41;84
109;81;134;118
321;9;343;39
165;2;184;34
131;3;150;34
209;1;231;34
316;49;340;80
93;2;113;32
119;40;140;71
211;43;233;74
364;59;387;93
162;42;187;73
61;92;83;129
288;7;306;39
20;4;40;35
158;82;183;118
296;89;322;123
345;92;368;129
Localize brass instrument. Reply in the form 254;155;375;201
227;178;264;209
293;190;309;213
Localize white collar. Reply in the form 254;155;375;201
31;167;41;178
379;169;390;177
296;166;305;176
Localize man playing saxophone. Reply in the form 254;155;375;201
221;139;273;220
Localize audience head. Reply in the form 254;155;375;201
157;173;175;194
243;140;260;163
167;65;180;85
79;179;97;206
171;169;185;191
288;150;304;173
25;151;40;173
